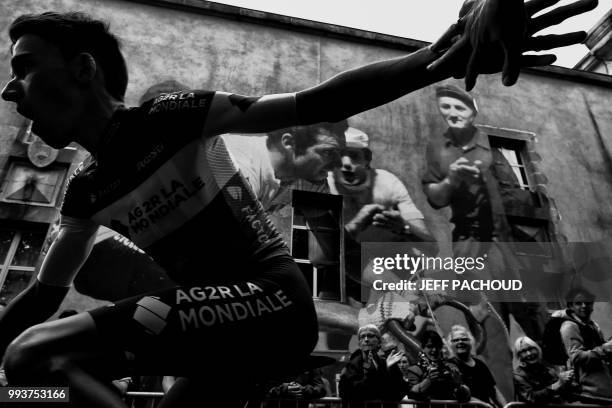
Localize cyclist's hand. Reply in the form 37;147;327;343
429;0;597;90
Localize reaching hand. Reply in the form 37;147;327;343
346;204;385;236
372;210;405;233
558;370;574;384
427;366;442;381
447;157;481;186
429;0;598;90
286;382;304;397
386;349;404;368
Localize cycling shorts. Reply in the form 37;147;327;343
88;255;318;378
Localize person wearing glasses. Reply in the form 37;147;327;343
446;325;506;408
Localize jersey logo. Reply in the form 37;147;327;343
91;138;222;248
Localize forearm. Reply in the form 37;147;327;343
409;378;432;397
303;382;326;399
560;321;608;365
296;47;449;125
405;219;437;243
0;280;69;359
493;387;507;408
569;345;611;366
424;179;455;208
516;379;553;404
344;223;362;240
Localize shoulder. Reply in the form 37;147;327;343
138;90;217;140
448;356;462;366
406;365;424;376
474;358;493;373
372;169;408;197
343;351;364;372
560;319;579;333
142;90;216;116
221;134;267;156
61;158;96;217
513;366;528;378
373;169;403;184
473;357;488;367
425;131;449;153
445;359;461;371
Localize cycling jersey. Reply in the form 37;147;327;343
60;91;318;378
61;90;288;285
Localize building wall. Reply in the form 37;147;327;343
1;0;612;349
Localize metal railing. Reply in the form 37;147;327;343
504;402;612;408
124;393;492;408
123;393;612;408
258;397;492;408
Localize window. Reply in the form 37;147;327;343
479;125;552;256
290;191;344;301
478;125;549;211
0;159;67;206
0;225;47;305
488;136;532;190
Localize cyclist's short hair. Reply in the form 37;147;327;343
268;120;347;155
9;12;128;101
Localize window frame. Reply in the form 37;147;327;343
0;224;48;303
478;124;536;191
0;158;68;207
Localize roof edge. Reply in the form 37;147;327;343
122;0;612;88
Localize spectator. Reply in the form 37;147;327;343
329;127;435;244
422;85;545;339
329;127;437;305
264;368;327;408
401;331;470;402
339;324;400;407
447;325;506;408
556;287;612;402
513;336;575;404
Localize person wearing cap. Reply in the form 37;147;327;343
328;127;436;305
421;87;554;404
422;84;521;244
329;127;435;244
421;85;546;327
339;324;403;407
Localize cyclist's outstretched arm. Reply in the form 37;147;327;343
203;46;449;137
0;216;98;359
